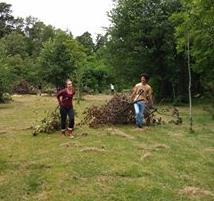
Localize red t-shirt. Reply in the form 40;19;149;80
56;88;75;108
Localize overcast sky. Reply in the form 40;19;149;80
3;0;114;37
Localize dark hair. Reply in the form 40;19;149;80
141;73;150;82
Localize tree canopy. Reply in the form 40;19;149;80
0;1;213;102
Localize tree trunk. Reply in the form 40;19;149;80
187;32;193;131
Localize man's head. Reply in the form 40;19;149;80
141;73;150;84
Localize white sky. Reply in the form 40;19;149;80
3;0;114;38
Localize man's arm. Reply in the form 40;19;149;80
147;87;153;107
130;86;137;101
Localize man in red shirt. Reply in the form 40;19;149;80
57;79;75;137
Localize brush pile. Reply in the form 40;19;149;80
32;108;60;136
82;94;135;127
81;94;161;128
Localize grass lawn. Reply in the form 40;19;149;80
0;95;213;201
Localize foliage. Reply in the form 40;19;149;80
94;34;107;52
0;32;28;58
0;1;213;103
32;107;60;136
76;31;95;55
107;0;213;100
1;93;12;103
0;43;11;102
24;16;55;57
171;0;214;96
0;2;16;38
0;67;10;102
71;53;113;95
108;0;183;99
82;56;113;93
39;32;86;88
0;30;41;87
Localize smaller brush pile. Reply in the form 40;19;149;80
32;108;60;136
81;94;160;128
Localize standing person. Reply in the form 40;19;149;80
131;73;153;128
110;83;115;94
37;84;42;96
56;79;75;137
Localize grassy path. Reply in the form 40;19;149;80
0;95;213;201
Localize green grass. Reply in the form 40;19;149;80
0;95;213;201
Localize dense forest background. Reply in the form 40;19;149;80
0;0;213;103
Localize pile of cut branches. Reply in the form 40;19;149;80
32;108;60;136
82;94;135;127
81;94;161;128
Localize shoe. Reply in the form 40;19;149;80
67;128;74;138
69;135;74;139
61;130;66;135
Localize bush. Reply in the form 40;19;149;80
0;93;12;103
2;93;12;103
13;80;36;94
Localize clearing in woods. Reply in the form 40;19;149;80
0;95;213;201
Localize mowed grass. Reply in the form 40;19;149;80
0;95;213;201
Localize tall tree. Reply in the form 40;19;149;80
0;31;28;58
76;32;95;55
0;43;11;102
95;34;107;52
172;0;214;97
39;32;86;88
24;16;55;57
0;2;15;38
0;32;32;84
108;0;183;99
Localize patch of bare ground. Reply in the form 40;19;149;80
168;131;183;137
96;175;117;185
33;191;51;201
59;142;71;148
141;152;152;160
138;143;169;152
0;130;7;135
106;128;135;140
59;142;82;148
178;186;214;199
153;144;169;149
80;147;106;153
204;147;214;153
0;175;7;185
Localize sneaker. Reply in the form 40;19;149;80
67;128;74;137
61;130;66;135
69;135;74;139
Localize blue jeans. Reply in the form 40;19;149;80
134;101;145;127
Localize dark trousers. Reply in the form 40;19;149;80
60;107;74;130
